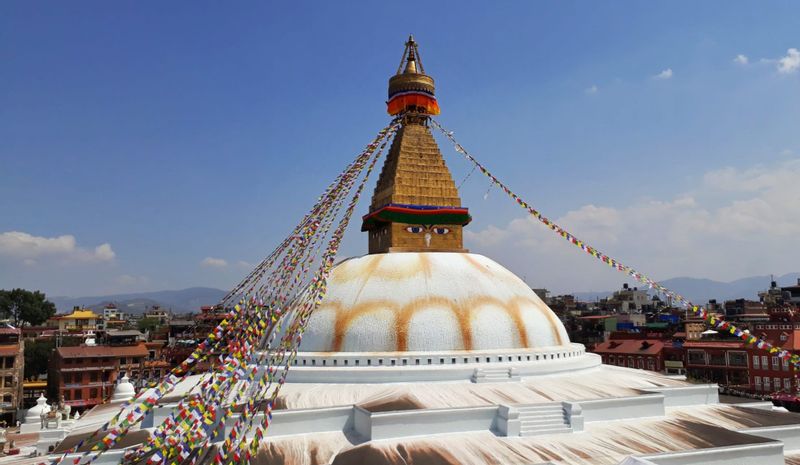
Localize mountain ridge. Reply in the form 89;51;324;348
571;272;800;303
49;272;800;313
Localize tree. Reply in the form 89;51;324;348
25;338;78;380
137;317;161;334
0;288;57;327
24;339;55;379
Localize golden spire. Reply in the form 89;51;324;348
387;35;439;117
362;37;469;254
395;35;425;75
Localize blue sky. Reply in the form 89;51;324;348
1;2;799;297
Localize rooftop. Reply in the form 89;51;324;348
56;343;148;359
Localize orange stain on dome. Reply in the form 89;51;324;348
331;254;431;284
323;293;560;352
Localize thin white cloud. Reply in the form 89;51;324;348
115;274;149;286
0;231;115;263
653;68;673;80
236;260;254;268
777;48;800;74
584;85;598;95
201;257;228;268
465;158;800;292
733;54;749;65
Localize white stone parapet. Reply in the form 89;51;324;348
283;343;597;383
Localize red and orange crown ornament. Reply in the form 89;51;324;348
387;35;441;116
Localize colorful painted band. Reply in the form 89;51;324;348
387;93;440;116
361;204;471;230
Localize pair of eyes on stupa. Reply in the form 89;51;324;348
405;225;450;235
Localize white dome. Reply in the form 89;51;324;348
111;374;135;402
24;394;50;423
301;253;569;352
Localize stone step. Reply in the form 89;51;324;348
520;416;566;425
517;405;564;413
518;410;565;418
520;426;573;437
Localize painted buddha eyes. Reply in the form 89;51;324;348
405;226;450;235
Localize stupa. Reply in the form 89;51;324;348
44;37;800;465
296;36;581;380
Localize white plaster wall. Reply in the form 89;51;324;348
568;394;665;423
367;406;498;440
635;441;784;465
741;425;800;452
642;385;719;407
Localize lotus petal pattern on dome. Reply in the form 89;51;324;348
301;252;570;352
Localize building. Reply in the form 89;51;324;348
594;338;665;372
102;304;124;321
781;279;800;305
602;283;650;313
747;321;800;394
725;298;769;320
22;379;47;409
49;342;148;411
0;325;23;424
37;37;800;465
47;307;101;332
143;306;171;324
683;340;750;386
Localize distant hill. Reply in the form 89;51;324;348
571;272;800;304
50;272;800;314
50;287;227;314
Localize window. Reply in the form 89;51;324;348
783;359;790;371
63;390;71;401
762;356;769;367
688;350;706;365
772;357;780;370
709;354;726;366
90;388;98;398
74;389;82;400
764;378;771;389
90;372;98;383
728;351;747;367
785;378;792;391
637;359;644;369
753;355;760;369
781;333;788;341
775;378;782;390
647;359;656;371
628;357;635;368
755;376;761;386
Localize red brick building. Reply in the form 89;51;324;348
594;339;666;372
0;326;24;424
49;343;148;411
683;341;749;387
747;322;800;394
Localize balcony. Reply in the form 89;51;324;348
60;365;115;372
